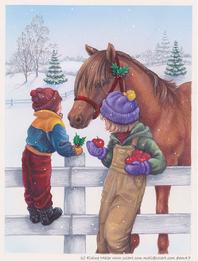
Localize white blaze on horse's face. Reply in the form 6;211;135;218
68;43;117;129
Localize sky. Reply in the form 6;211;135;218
6;5;192;59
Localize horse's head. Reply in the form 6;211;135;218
68;43;118;129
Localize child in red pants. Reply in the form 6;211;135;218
22;87;82;225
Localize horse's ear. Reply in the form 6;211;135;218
106;43;116;63
85;44;98;56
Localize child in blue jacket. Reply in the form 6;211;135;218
22;87;82;225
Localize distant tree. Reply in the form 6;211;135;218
165;41;187;77
8;15;51;81
9;31;34;82
25;15;50;77
159;31;171;64
153;43;162;65
44;50;67;85
153;31;171;65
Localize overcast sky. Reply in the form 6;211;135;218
6;5;192;59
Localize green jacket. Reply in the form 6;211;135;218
101;121;167;175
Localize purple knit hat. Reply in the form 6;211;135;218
100;91;139;125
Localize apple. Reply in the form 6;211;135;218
125;156;137;164
92;137;105;148
139;152;151;162
132;149;143;160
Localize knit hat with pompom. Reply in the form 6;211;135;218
100;90;139;125
30;87;62;112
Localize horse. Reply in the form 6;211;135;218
68;43;191;254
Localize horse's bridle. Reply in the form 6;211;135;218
74;56;125;119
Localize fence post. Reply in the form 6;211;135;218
63;153;86;253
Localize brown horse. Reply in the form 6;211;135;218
68;43;191;254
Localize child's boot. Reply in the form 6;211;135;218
38;207;63;225
27;207;40;223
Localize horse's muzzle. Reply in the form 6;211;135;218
67;112;90;129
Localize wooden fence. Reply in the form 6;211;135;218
5;154;191;253
5;90;74;106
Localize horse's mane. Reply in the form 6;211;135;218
118;51;178;105
75;50;178;105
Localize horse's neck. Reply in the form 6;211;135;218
122;59;161;124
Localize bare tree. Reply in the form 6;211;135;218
9;31;34;82
25;15;50;77
8;15;50;81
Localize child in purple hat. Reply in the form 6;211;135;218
86;90;166;254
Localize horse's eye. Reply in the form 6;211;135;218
101;80;105;85
96;82;101;88
104;79;110;85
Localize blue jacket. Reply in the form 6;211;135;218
26;110;75;157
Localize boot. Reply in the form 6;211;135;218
27;207;40;223
38;207;63;226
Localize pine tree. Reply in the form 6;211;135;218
165;41;187;77
44;50;67;85
158;31;171;65
153;43;162;65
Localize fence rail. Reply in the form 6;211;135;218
5;166;191;188
5;154;191;253
5;90;74;106
6;214;190;236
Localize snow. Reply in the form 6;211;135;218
5;60;83;100
41;60;83;75
148;64;191;85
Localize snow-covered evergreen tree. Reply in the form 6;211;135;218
44;50;67;85
153;42;162;65
165;41;187;77
157;31;171;65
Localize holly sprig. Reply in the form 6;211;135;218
111;63;129;77
73;133;86;146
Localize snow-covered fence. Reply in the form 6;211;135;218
5;154;191;253
5;90;74;106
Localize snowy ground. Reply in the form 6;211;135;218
5;60;83;100
5;62;191;254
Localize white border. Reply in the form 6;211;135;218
0;1;197;261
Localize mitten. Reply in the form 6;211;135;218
86;141;107;159
124;160;151;176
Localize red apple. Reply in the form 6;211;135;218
139;152;151;162
125;156;137;164
142;152;151;160
132;149;143;160
92;137;105;148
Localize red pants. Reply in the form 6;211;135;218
22;148;53;209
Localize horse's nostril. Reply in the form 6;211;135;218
75;114;83;124
76;116;82;123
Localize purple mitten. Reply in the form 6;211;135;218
86;141;107;160
124;160;151;176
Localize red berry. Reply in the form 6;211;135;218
92;137;104;148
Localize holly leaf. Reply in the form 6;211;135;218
73;134;80;145
73;134;86;146
79;137;86;146
111;63;129;76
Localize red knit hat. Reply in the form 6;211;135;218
30;87;62;112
